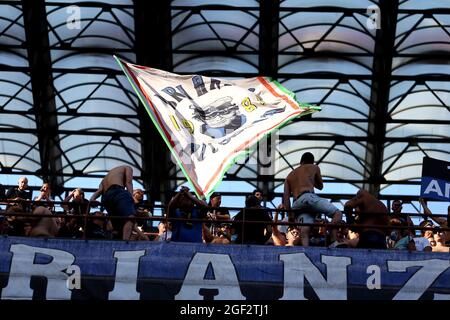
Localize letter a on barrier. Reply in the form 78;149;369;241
175;253;245;300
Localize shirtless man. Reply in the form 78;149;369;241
344;189;389;249
27;206;59;237
283;152;342;246
90;165;136;240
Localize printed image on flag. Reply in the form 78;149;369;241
115;56;320;198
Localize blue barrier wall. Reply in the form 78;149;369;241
0;237;449;300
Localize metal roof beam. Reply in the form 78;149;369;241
363;0;399;195
133;0;174;203
22;0;64;195
257;0;280;201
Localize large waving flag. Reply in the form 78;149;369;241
115;56;320;198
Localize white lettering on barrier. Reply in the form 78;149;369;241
2;243;449;300
175;253;245;300
279;253;351;300
109;250;145;300
66;265;81;290
388;259;450;300
366;265;381;290
1;244;75;300
434;293;450;300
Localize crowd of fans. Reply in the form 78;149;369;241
0;167;449;253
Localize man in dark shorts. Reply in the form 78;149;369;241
90;165;136;240
344;189;389;249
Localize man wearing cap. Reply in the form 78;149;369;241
413;220;433;251
283;152;342;246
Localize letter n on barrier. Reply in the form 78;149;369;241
280;253;351;300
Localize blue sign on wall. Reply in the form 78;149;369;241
421;157;450;201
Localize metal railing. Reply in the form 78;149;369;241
1;199;449;248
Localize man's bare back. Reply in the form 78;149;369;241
101;166;133;191
345;189;389;232
285;164;323;200
28;207;59;237
90;166;134;201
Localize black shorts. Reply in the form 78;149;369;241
357;230;387;249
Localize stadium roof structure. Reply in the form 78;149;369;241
0;0;449;206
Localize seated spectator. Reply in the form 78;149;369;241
346;229;360;248
154;220;172;241
231;195;272;245
276;206;291;235
27;206;59;238
386;218;409;250
63;188;89;215
57;213;83;239
0;215;11;235
328;220;352;248
386;218;414;250
309;218;328;247
412;220;433;252
390;200;414;235
33;182;54;210
129;224;149;241
420;198;450;245
387;217;411;249
133;189;153;232
202;224;231;244
272;206;301;246
431;228;450;253
205;192;230;239
393;234;416;251
154;221;172;242
6;176;32;213
85;211;114;239
418;220;435;244
5;204;29;236
167;187;208;243
413;236;432;252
